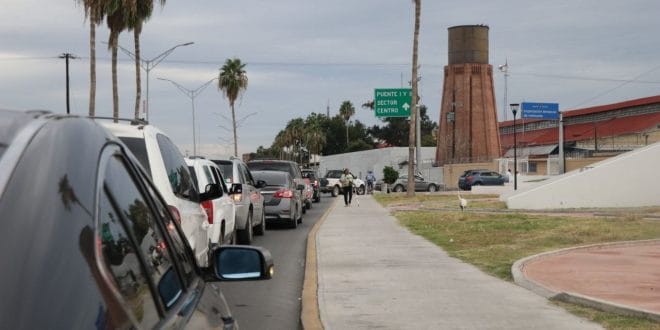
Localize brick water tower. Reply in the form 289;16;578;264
435;25;501;166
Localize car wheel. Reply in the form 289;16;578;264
393;185;404;193
306;199;312;209
290;208;299;228
428;184;437;192
357;185;365;195
236;211;253;245
332;185;340;197
253;209;265;236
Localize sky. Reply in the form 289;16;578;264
2;1;660;158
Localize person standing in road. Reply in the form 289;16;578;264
506;169;513;183
340;168;354;206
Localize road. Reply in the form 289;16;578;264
221;195;334;330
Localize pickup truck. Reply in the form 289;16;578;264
320;170;366;196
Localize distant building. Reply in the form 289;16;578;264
499;95;660;174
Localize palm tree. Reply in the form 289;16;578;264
339;101;355;147
78;0;106;117
407;0;421;196
126;0;165;119
106;0;129;122
218;58;248;157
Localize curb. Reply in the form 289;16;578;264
512;239;660;322
300;197;337;330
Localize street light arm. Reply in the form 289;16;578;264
149;42;194;69
158;77;193;98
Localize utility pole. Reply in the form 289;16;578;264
59;53;77;114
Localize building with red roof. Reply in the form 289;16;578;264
498;95;660;174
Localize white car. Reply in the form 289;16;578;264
185;157;236;246
101;120;213;267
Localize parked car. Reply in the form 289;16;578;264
247;159;307;215
186;156;236;246
101;119;213;267
0;110;273;329
391;174;440;192
320;169;367;196
252;170;304;228
301;169;321;203
458;169;506;190
212;157;266;245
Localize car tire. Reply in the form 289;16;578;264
357;185;365;195
332;185;340;197
236;211;253;245
428;184;437;192
290;209;299;228
253;209;265;236
393;185;404;193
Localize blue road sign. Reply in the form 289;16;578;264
522;102;559;119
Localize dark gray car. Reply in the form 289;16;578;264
0;110;273;329
252;170;304;229
458;169;505;190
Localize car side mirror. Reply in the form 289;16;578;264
199;183;222;201
205;246;274;282
256;180;267;189
230;183;243;195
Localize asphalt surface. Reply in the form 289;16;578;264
313;194;603;329
221;196;332;330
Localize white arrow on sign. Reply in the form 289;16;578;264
402;103;410;110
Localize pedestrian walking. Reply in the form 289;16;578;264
340;168;354;206
506;168;513;183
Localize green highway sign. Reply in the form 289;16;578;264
374;88;412;117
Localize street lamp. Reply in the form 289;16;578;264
510;103;520;190
158;77;217;156
498;60;509;121
115;41;194;121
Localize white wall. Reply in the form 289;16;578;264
319;147;440;182
506;141;660;209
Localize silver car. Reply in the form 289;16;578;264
252;171;304;229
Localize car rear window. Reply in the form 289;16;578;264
252;171;289;187
247;161;293;177
212;160;234;181
119;137;151;177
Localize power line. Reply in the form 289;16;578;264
512;71;660;84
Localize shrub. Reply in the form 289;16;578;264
383;166;399;184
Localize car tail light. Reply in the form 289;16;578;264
273;189;294;198
232;193;242;202
168;205;181;225
201;200;214;224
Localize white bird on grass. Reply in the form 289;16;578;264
457;193;468;211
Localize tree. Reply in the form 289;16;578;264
78;0;106;116
218;58;248;157
408;0;421;196
339;101;355;146
106;0;129;122
125;0;166;119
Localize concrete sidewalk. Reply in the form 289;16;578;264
313;195;601;329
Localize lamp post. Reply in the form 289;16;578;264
158;77;217;156
510;103;520;190
115;41;194;121
498;60;509;121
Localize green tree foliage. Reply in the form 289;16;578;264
366;104;437;147
218;58;248;157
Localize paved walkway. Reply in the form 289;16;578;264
313;195;602;329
